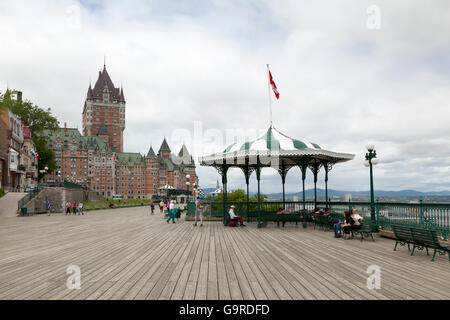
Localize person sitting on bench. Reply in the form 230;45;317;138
277;207;291;227
229;205;245;226
350;209;363;230
341;211;353;240
314;207;324;215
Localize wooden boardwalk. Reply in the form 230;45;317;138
0;206;449;300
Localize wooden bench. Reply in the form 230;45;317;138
392;225;449;261
247;212;301;227
392;224;413;252
350;222;376;242
313;215;333;231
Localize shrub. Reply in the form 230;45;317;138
0;187;5;198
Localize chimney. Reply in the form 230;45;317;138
64;122;67;131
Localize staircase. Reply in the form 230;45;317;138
0;192;28;218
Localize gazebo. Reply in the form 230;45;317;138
199;125;354;228
159;184;174;196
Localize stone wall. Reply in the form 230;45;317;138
27;187;85;213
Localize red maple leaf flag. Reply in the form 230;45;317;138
269;69;280;100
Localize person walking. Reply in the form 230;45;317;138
150;201;155;215
46;199;51;216
72;200;77;215
167;200;176;224
194;196;203;227
159;200;164;214
65;201;71;215
78;202;84;215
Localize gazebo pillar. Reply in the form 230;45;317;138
240;163;253;223
278;161;290;210
300;161;308;228
309;160;322;210
256;156;262;229
324;162;333;209
219;164;229;226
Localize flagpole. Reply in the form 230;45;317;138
267;64;273;127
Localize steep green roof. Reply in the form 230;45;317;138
146;146;156;158
116;152;145;167
44;128;111;152
159;138;171;153
162;158;179;172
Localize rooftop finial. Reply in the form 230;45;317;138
104;54;106;69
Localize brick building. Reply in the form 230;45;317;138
0;110;9;188
20;126;38;188
0;109;25;190
44;64;198;199
82;64;125;153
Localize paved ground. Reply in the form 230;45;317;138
0;192;27;218
0;206;449;300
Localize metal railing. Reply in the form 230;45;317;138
17;184;45;211
188;200;450;239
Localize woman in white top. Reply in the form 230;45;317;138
350;209;363;226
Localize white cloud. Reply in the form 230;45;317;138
0;0;449;192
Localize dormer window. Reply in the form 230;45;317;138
103;93;109;102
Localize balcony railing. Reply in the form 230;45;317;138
187;200;450;239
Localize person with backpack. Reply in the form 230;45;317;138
46;199;51;216
150;201;155;215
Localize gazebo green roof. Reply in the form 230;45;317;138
223;126;321;153
116;152;145;167
199;126;354;167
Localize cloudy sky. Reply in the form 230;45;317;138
1;0;449;193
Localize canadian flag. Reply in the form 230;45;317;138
269;69;279;100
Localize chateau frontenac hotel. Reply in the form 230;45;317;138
44;65;198;199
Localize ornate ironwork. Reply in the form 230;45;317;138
278;161;294;184
308;160;323;183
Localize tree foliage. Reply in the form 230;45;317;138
206;189;267;202
0;91;59;181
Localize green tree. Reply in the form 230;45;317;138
211;189;267;202
0;91;59;181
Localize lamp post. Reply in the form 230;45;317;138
364;144;379;231
186;174;190;202
39;166;49;184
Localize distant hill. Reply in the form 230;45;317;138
200;187;450;198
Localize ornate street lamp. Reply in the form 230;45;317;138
186;174;190;202
364;144;379;231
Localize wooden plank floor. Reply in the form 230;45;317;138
0;206;449;300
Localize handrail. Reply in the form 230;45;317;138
187;200;450;239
